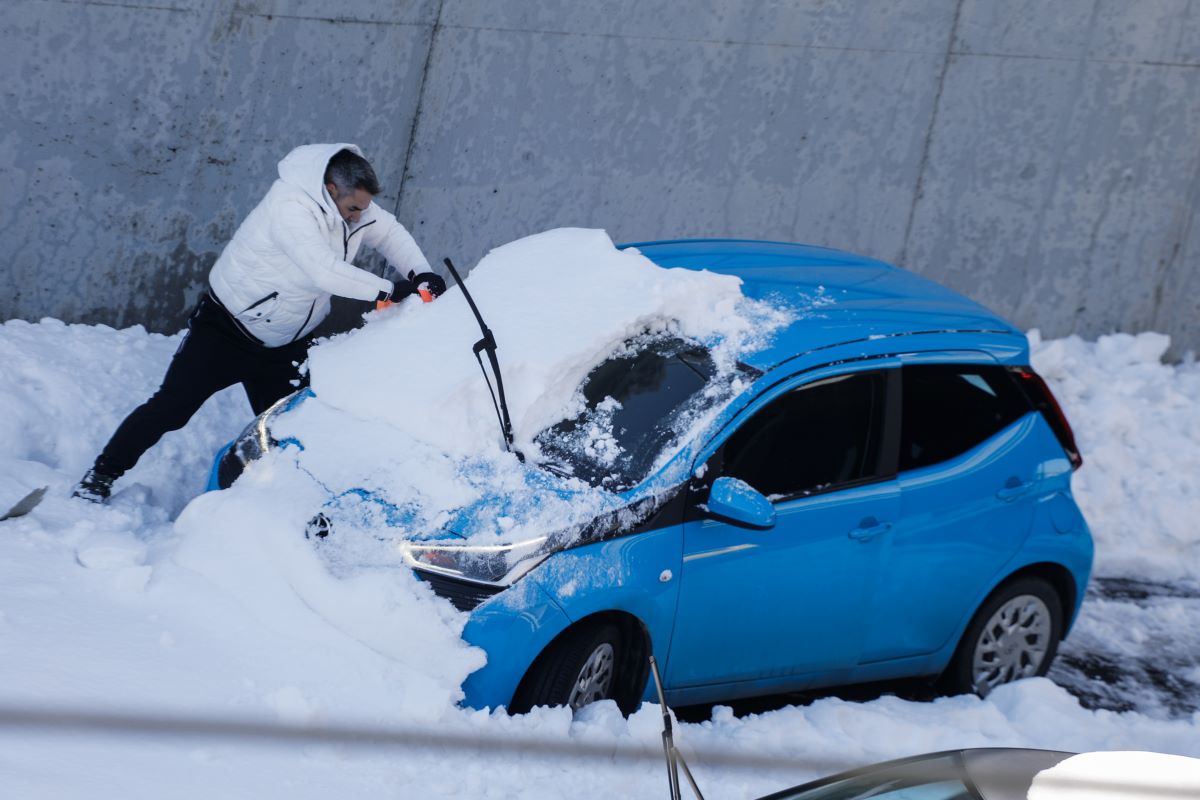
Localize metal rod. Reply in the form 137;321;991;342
678;751;707;800
650;655;683;800
0;704;856;771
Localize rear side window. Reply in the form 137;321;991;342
900;364;1031;472
721;370;887;500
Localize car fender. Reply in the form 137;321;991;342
924;495;1094;676
530;526;684;698
206;441;233;492
461;524;684;710
459;578;573;711
1017;488;1094;629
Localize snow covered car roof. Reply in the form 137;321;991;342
626;239;1026;372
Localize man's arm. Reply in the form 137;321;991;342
271;199;394;301
361;204;435;282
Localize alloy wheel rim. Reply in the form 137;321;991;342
972;594;1052;696
568;642;615;710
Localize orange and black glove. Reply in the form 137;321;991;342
376;271;446;310
409;271;446;299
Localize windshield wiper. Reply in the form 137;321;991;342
442;257;523;462
536;460;575;479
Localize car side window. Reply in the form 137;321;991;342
900;364;1031;472
720;370;888;500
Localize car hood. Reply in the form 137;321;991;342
266;376;703;552
437;463;631;543
308;447;636;549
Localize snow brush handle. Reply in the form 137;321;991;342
375;288;433;311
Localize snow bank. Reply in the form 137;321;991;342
1030;330;1200;580
172;470;485;719
0;318;248;516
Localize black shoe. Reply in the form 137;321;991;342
73;469;117;503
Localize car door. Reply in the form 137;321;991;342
858;360;1044;664
665;364;901;691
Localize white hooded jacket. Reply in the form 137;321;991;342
208;143;431;347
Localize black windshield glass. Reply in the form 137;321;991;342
535;336;730;490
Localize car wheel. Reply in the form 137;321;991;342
510;623;623;714
942;577;1063;697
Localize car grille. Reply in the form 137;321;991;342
416;570;504;612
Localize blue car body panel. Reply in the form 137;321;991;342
458;579;574;708
207;441;232;492
862;412;1048;662
457;524;687;709
670;477;901;690
207;239;1093;712
620;239;1023;373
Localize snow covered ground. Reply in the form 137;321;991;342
1;237;1199;797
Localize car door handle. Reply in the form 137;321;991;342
996;478;1034;501
848;519;892;542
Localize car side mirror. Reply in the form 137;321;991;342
705;476;776;529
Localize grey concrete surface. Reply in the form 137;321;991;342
1;0;436;333
2;0;1198;357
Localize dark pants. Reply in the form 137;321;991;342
94;293;310;478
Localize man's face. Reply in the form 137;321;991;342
326;183;374;225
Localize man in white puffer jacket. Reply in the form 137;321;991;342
75;143;443;502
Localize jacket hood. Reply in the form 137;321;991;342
277;142;364;216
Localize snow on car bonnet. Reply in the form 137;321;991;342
308;228;765;458
260;228;789;551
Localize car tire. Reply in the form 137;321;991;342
941;576;1063;697
510;622;624;714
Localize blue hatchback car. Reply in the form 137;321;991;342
210;239;1093;714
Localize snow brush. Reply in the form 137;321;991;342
374;286;433;311
1;486;48;521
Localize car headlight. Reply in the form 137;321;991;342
400;536;550;587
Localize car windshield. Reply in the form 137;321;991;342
534;334;743;491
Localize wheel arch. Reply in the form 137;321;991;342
512;610;652;714
993;562;1077;638
938;564;1071;694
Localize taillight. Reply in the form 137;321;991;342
1012;368;1083;470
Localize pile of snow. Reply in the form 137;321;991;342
0;318;248;517
1030;330;1200;580
2;240;1200;796
262;229;787;547
310;228;778;457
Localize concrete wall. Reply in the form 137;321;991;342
4;0;1199;356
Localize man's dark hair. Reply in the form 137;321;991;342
324;149;381;195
